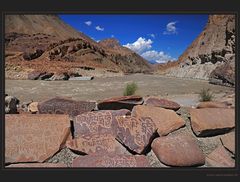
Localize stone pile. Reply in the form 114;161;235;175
5;95;235;168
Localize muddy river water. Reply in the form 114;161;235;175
5;74;234;107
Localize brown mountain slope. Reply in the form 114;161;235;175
5;15;94;42
5;15;153;79
99;38;153;73
163;15;235;87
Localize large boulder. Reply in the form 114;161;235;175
71;109;131;137
72;153;150;167
114;116;157;154
37;97;96;118
5;95;19;114
132;105;185;136
66;110;131;154
151;134;205;167
145;97;180;111
97;95;143;110
23;49;44;60
27;71;45;80
189;108;235;137
66;133;126;155
209;55;235;87
206;145;235;167
220;131;235;155
6;163;67;168
5;114;70;164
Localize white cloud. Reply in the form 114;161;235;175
148;33;156;38
163;21;178;35
111;35;114;38
85;21;92;26
123;37;153;54
141;50;176;63
95;26;104;31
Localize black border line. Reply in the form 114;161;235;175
0;0;239;179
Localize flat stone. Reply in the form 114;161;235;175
28;102;39;113
151;134;205;167
5;114;70;163
72;153;150;167
145;97;180;111
6;163;67;168
196;101;228;109
220;131;235;154
132;105;185;136
206;146;235;167
189;108;235;137
68;109;143;155
73;109;131;137
97;95;143;110
38;97;96;118
66;133;126;155
114;116;157;154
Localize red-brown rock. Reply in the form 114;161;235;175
196;101;228;109
73;109;131;137
38;97;96;118
6;163;67;168
206;146;235;167
220;131;235;154
72;153;150;167
151;134;205;167
189;108;235;137
67;109;131;154
132;105;185;136
97;95;143;110
145;97;180;111
66;133;125;155
114;116;157;154
5;114;70;163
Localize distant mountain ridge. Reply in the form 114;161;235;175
5;15;153;79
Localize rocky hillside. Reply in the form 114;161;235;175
99;38;152;73
164;15;235;87
5;15;153;79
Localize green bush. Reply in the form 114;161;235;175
123;82;138;96
199;88;214;102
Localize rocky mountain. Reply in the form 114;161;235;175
5;15;153;79
5;15;94;42
98;38;152;73
164;15;235;87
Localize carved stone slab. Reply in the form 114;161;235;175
189;108;235;137
38;97;96;117
114;116;157;154
72;153;150;167
206;146;235;167
132;105;185;136
5;114;70;163
145;97;180;111
66;133;125;155
6;163;67;168
97;95;143;110
220;131;235;155
73;109;131;137
151;134;205;167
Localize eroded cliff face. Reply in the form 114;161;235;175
165;15;235;87
5;15;153;79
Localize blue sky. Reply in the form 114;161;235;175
59;14;208;63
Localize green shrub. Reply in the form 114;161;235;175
123;82;138;96
199;88;214;102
